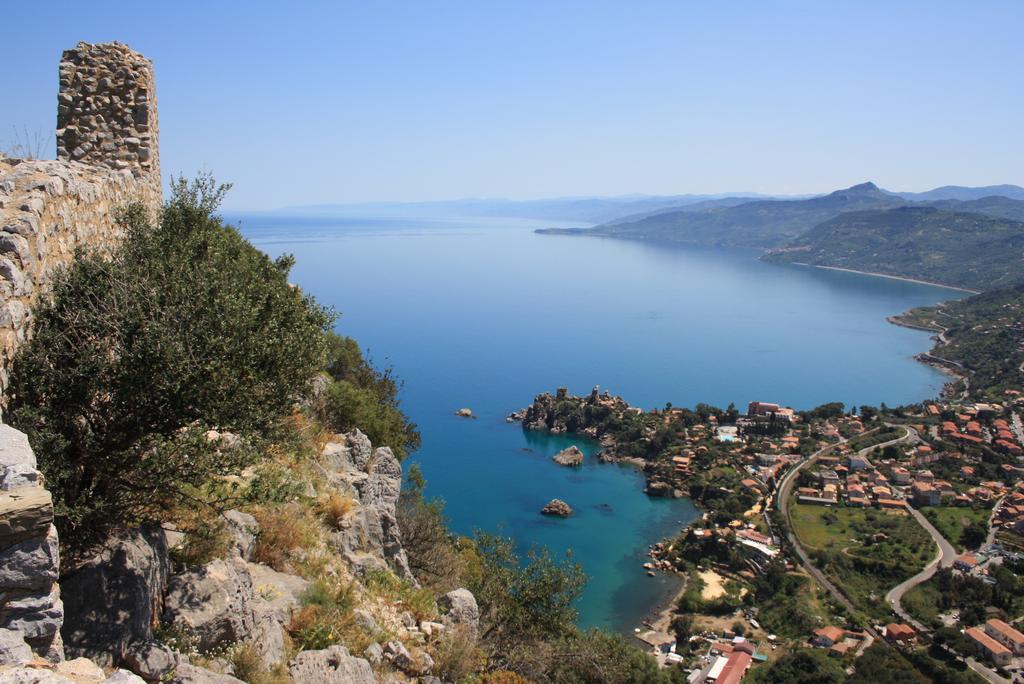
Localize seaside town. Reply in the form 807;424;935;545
513;364;1024;683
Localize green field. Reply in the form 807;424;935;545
901;581;944;624
845;425;906;453
921;506;991;552
790;503;933;618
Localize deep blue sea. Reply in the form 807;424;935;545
232;211;964;632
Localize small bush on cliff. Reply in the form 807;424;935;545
315;332;420;459
397;463;466;592
7;175;333;554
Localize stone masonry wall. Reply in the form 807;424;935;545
0;42;161;390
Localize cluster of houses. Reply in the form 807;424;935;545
993;484;1024;535
937;401;1023;457
796;453;908;510
965;618;1024;667
685;637;759;684
810;625;869;657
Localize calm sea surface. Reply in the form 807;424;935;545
233;211;963;631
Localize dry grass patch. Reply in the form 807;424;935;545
253;503;320;572
318;491;357;529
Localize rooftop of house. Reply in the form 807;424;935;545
967;627;1012;656
987;618;1024;645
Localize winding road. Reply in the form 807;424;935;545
884;506;957;630
774;425;917;640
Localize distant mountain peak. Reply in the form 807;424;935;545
833;181;882;195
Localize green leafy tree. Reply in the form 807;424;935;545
848;643;927;684
466;532;586;652
749;649;845;684
7;175;333;553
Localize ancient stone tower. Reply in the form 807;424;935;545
56;42;160;188
0;42;162;387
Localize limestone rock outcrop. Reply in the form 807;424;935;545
439;588;480;638
287;646;375;684
162;557;256;652
0;425;62;661
61;526;170;666
320;430;414;581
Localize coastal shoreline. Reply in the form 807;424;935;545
794;262;981;294
885;315;944;334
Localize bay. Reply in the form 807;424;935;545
234;211;963;631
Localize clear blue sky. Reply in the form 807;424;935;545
3;1;1022;209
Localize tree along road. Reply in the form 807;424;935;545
884;506;957;631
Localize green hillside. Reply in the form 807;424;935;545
763;206;1024;291
892;283;1024;399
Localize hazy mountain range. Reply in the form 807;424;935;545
530;182;1024;291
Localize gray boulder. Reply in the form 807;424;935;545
383;640;432;676
168;663;243;684
250;611;285;669
104;671;147;684
61;526;170;666
1;585;63;643
0;667;77;683
162;558;255;651
352;609;379;635
0;425;39;491
246;563;307;625
439;588;479;637
351;447;413;580
220;511;256;562
122;641;177;682
287;646;375;684
363;642;383;665
0;627;33;666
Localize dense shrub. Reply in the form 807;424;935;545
7;175;333;554
316;332;420;459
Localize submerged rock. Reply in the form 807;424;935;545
540;499;573;517
552;446;583;467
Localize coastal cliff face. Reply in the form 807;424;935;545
0;42;479;684
2;424;478;682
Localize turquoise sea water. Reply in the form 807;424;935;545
234;211;963;631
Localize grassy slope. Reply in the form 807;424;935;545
790;503;933;617
920;506;991;552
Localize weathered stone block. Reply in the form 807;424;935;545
0;487;53;548
0;585;63;641
0;426;38;491
0;524;59;591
